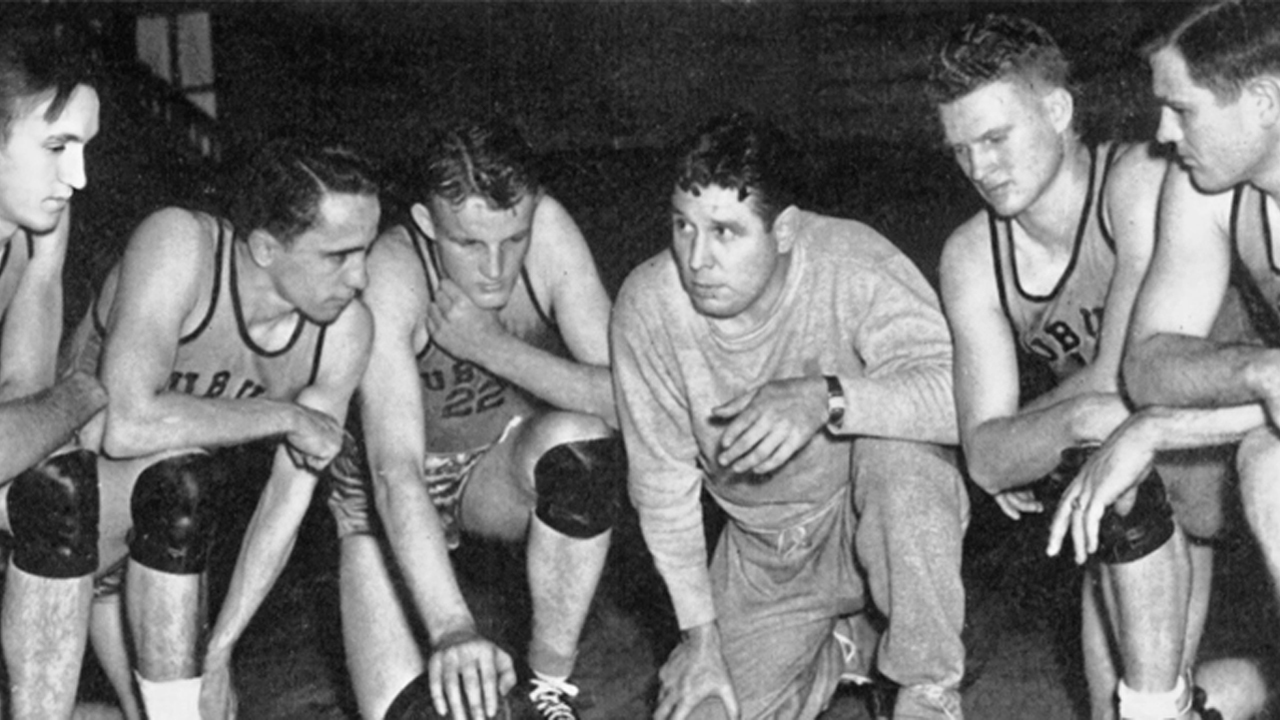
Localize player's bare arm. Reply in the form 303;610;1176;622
364;229;516;718
0;208;105;480
942;217;1125;494
1125;165;1280;413
200;297;373;719
432;195;616;425
99;207;338;458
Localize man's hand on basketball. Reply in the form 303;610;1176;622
1047;419;1154;564
712;377;827;475
655;623;741;720
427;279;511;364
284;405;344;471
428;627;517;720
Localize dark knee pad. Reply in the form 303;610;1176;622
9;449;99;578
534;435;625;539
129;453;226;574
1097;469;1176;565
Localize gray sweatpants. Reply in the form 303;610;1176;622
702;437;968;720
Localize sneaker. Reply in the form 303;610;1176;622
894;684;963;720
510;677;581;720
833;613;879;685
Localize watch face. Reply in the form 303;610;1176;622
825;375;845;426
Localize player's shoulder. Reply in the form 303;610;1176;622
124;206;219;267
368;223;422;272
939;209;993;282
530;193;588;252
1104;141;1169;197
365;224;429;310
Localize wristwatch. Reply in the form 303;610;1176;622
824;375;845;428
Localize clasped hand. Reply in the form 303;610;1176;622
426;279;510;364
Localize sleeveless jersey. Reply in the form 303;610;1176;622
1228;185;1280;343
0;234;33;331
405;217;569;453
992;144;1117;383
70;217;327;403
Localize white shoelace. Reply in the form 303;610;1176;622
529;678;579;720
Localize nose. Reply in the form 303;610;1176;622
346;255;368;292
688;234;713;272
969;145;997;184
1155;107;1182;146
481;245;503;280
60;146;87;191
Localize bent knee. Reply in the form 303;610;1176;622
1237;426;1280;497
534;434;626;539
853;439;964;510
129;452;226;574
10;449;100;578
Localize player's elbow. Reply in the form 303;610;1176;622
99;408;155;459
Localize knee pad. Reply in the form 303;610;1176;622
9;449;99;578
383;673;450;720
1097;468;1176;565
534;436;625;539
129;453;226;574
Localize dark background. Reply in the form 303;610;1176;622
16;2;1276;718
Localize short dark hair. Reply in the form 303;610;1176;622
1145;0;1280;102
229;137;380;245
416;120;538;210
927;14;1071;106
0;21;97;140
672;114;803;229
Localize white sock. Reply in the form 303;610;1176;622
531;670;577;695
1117;674;1190;720
135;673;202;720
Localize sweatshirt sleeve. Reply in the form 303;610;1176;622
610;281;717;629
833;252;958;445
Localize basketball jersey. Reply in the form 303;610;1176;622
992;144;1117;383
0;234;33;330
404;217;569;453
1228;185;1280;343
70;217;328;403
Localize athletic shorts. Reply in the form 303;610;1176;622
327;417;523;545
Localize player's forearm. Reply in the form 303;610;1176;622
102;394;304;459
1125;333;1277;409
0;371;106;481
205;456;316;664
477;337;616;426
1127;404;1267;453
372;463;477;641
965;394;1128;493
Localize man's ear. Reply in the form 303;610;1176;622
774;205;801;252
1044;86;1075;135
1247;75;1280;128
246;228;279;267
410;202;437;239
